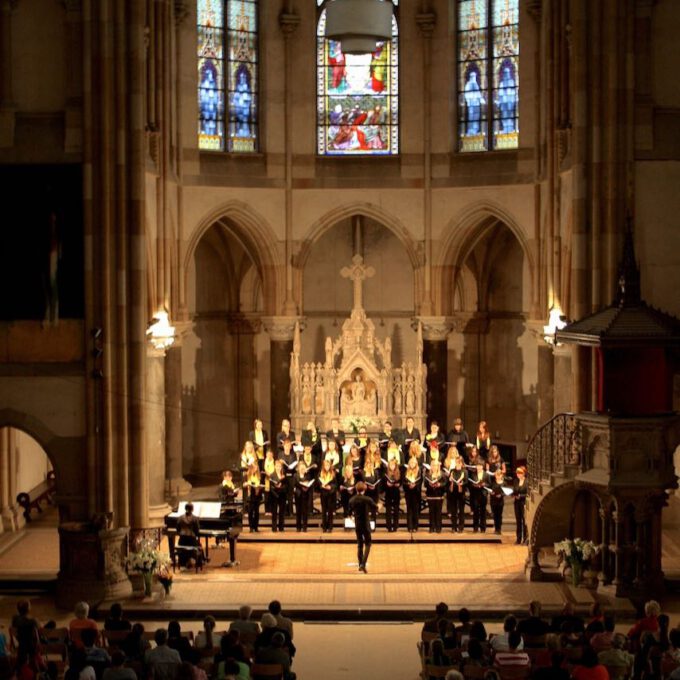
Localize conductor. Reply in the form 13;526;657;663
349;481;377;574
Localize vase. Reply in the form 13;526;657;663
142;571;153;597
570;561;583;587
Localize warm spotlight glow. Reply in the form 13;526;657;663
147;310;176;352
543;305;567;346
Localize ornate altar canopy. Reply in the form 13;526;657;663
290;255;427;434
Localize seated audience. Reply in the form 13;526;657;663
194;616;216;651
81;627;111;666
268;600;294;640
493;631;530;670
532;633;561;668
255;614;295;659
532;651;569;680
12;600;40;657
214;631;246;667
550;602;585;634
444;672;463;680
64;648;95;680
571;646;610;680
460;639;489;674
216;660;241;680
426;638;450;672
102;651;136;680
597;633;634;676
104;604;132;632
517;600;549;639
468;621;491;657
228;606;260;637
455;608;472;637
167;621;195;664
490;615;523;652
423;602;450;635
122;624;150;663
665;628;680;664
628;599;661;641
255;631;293;680
438;619;458;650
144;629;181;680
69;602;99;644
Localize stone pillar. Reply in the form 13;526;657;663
263;317;299;437
418;317;452;428
527;321;555;423
455;313;489;428
165;343;191;502
0;427;15;532
553;343;572;414
0;0;17;147
62;0;83;153
598;505;611;587
55;524;132;609
146;350;170;526
611;510;622;588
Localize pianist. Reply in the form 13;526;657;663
177;502;203;568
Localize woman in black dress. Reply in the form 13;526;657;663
384;458;401;532
513;466;528;544
318;459;337;532
403;456;422;533
447;456;467;533
269;459;287;532
424;459;446;533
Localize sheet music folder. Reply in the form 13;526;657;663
168;501;222;519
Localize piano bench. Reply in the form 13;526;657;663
172;546;204;573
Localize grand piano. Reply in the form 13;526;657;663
164;501;243;568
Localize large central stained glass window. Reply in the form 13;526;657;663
316;0;399;156
198;0;258;152
457;0;519;152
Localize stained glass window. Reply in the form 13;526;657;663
198;0;258;152
316;1;399;156
457;0;518;152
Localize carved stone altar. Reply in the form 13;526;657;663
290;255;427;433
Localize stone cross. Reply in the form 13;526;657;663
340;254;375;311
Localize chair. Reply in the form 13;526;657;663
250;663;283;680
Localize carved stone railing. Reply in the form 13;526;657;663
526;412;580;492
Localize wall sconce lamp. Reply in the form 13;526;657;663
146;310;176;352
543;305;567;346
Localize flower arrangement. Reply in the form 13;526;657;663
554;537;600;586
343;416;375;434
127;539;171;597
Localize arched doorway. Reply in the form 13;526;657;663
0;427;58;577
301;214;415;366
447;219;538;444
182;220;266;474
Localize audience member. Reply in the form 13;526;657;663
531;651;569;680
144;629;181;680
167;621;196;664
423;602;449;635
493;631;530;670
460;639;489;674
102;651;136;680
455;608;472;636
12;600;40;657
69;602;99;644
517;600;549;638
228;606;260;637
64;648;95;680
490;615;523;652
444;672;463;680
104;604;132;632
122;623;150;663
216;659;240;680
571;646;610;680
550;602;585;634
628;599;661;640
214;630;246;667
194;616;216;651
597;633;634;675
268;600;294;640
255;631;293;680
255;614;295;659
666;628;680;663
81;627;111;666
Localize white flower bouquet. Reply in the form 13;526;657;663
554;537;600;585
127;539;171;574
343;416;375;434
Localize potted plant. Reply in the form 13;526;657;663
554;537;600;587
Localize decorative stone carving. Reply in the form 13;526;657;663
262;316;303;343
290;255;427;433
415;316;453;342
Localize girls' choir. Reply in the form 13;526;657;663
228;418;527;542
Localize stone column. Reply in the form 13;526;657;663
263;317;299;437
62;0;83;153
0;428;14;532
418;317;452;427
553;343;572;415
598;505;611;587
527;321;555;423
454;313;489;427
165;342;191;502
0;0;18;147
146;348;170;527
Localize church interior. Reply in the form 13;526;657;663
1;0;680;678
